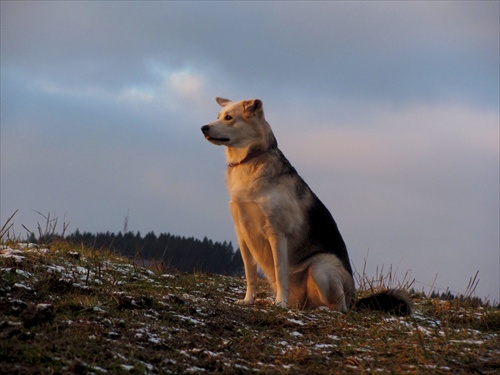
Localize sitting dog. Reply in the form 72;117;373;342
201;98;412;315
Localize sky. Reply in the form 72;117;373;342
1;1;498;303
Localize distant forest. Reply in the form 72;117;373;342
63;230;244;276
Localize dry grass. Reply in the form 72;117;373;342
1;241;498;374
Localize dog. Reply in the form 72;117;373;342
201;98;412;315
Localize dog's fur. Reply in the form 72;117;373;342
201;98;412;315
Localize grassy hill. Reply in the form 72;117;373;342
1;241;498;374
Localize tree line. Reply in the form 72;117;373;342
63;230;244;276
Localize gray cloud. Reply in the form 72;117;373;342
2;2;497;105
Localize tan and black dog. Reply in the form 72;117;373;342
202;98;412;315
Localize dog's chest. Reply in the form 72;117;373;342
226;169;306;236
226;164;263;198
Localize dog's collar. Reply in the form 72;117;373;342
228;149;267;168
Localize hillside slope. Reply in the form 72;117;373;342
1;242;498;374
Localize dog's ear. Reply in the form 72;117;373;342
216;97;233;107
243;99;263;116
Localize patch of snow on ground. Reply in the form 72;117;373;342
0;248;25;262
287;318;305;325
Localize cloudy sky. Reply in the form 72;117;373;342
1;1;498;302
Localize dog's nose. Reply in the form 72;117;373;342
201;125;210;134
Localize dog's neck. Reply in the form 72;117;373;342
227;148;268;168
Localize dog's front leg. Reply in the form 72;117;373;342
270;233;288;308
235;241;257;305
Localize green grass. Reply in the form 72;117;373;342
1;241;498;374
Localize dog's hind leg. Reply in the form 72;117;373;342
306;257;353;312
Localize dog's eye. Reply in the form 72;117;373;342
224;115;233;121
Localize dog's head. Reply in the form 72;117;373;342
201;98;272;150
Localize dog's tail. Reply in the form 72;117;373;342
353;289;413;316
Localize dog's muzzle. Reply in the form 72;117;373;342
201;125;213;140
201;125;229;143
201;125;210;136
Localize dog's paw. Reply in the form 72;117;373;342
274;300;288;309
235;298;255;306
